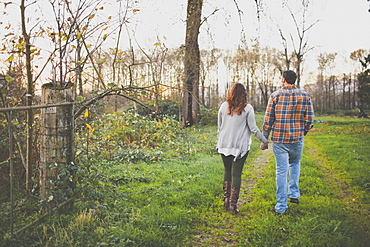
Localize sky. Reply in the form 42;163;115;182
1;0;369;84
127;0;370;83
129;0;370;52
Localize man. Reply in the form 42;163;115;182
261;70;314;214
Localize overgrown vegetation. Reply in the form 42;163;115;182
1;111;221;246
1;113;369;246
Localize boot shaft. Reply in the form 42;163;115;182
229;187;240;214
223;181;231;210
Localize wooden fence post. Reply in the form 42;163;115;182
39;83;75;209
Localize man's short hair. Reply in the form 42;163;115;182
283;70;297;84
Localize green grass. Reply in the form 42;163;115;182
309;116;370;195
185;115;370;246
2;114;369;246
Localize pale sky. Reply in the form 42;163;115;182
129;0;370;52
128;0;370;79
1;0;369;83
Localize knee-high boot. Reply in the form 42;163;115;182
223;181;231;210
229;187;240;214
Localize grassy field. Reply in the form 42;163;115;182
185;115;370;246
2;113;369;246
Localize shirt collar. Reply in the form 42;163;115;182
282;84;297;89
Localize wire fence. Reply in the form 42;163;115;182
0;102;75;236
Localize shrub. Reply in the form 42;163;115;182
198;106;218;126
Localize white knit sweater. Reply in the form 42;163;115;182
217;102;268;160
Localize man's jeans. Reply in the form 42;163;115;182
273;138;304;213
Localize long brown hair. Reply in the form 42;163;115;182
226;83;248;116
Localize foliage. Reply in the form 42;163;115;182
352;50;370;110
198;106;218;126
131;100;180;119
76;111;190;163
357;68;370;107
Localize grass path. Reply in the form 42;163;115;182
186;137;370;246
304;138;370;240
187;148;274;246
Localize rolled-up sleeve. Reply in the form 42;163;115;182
304;96;314;131
262;96;276;137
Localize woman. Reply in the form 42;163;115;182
217;83;268;214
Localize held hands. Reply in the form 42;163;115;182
260;143;268;150
304;124;314;136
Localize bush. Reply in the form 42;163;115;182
130;100;180;119
198;106;218;126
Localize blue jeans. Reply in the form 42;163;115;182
273;138;304;213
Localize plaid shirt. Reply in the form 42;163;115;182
263;84;314;143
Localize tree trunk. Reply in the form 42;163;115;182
342;75;346;109
296;60;302;88
21;0;34;192
348;75;351;109
39;83;75;209
183;0;203;127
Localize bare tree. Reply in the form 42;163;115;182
278;0;318;88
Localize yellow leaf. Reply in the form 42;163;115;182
85;123;94;132
84;109;89;118
89;14;95;19
5;76;14;82
117;51;123;56
5;54;14;62
154;42;161;46
108;16;112;20
15;42;26;48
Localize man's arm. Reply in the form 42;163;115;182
262;96;275;140
304;96;314;135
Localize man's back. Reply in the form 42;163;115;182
263;84;314;143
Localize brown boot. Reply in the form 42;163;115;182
229;187;240;214
223;181;231;210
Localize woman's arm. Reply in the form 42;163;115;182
247;105;268;145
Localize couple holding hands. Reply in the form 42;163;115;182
217;70;314;214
